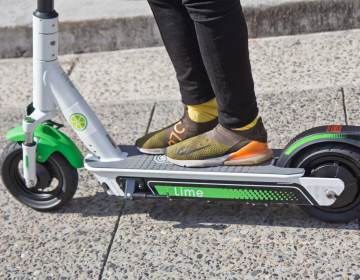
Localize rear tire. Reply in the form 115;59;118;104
290;144;360;223
0;142;78;211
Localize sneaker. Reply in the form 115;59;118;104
166;118;273;167
135;108;218;154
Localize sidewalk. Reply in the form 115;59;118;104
1;30;360;279
1;0;360;58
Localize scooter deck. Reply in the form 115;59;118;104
84;146;345;206
85;145;304;183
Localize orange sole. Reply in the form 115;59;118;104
225;141;273;166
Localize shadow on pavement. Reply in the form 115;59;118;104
63;192;359;230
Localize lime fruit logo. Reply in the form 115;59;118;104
70;113;87;131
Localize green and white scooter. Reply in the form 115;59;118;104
1;0;360;223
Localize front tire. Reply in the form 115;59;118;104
0;142;78;211
290;144;360;223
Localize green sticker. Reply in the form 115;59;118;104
70;113;88;131
154;185;297;201
25;155;29;169
285;133;345;155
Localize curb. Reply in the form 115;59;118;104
1;0;360;58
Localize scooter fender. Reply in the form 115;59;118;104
6;124;84;169
277;125;360;167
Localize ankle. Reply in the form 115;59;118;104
220;117;268;143
186;98;218;123
231;116;259;132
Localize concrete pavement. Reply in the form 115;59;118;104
1;29;360;279
1;0;360;58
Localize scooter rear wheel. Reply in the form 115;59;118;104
0;142;78;211
291;144;360;223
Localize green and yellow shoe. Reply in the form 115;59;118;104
135;109;218;155
166;118;273;167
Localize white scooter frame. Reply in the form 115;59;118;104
21;1;346;207
23;13;127;193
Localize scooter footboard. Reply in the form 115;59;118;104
85;146;344;207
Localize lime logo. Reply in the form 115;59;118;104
153;155;170;165
70;113;87;131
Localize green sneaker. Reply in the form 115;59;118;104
166;118;273;167
135;108;218;155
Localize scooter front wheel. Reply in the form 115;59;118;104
0;142;78;211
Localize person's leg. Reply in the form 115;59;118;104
183;0;258;128
148;0;215;105
136;0;218;154
166;0;272;167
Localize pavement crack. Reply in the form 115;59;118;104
340;87;349;125
98;203;125;280
144;102;157;135
66;56;80;76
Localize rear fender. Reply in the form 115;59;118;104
277;126;360;167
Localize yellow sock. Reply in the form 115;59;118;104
187;98;218;123
232;116;259;131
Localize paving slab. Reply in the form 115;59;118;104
3;29;360;108
250;29;360;94
0;55;78;108
103;201;359;279
0;102;153;279
344;86;360;126
70;48;178;105
70;29;360;105
1;0;360;58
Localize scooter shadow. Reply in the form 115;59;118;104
64;192;359;230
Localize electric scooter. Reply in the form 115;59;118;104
1;0;360;223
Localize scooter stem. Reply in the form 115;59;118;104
37;0;54;12
22;0;127;186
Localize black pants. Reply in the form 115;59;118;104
148;0;258;128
